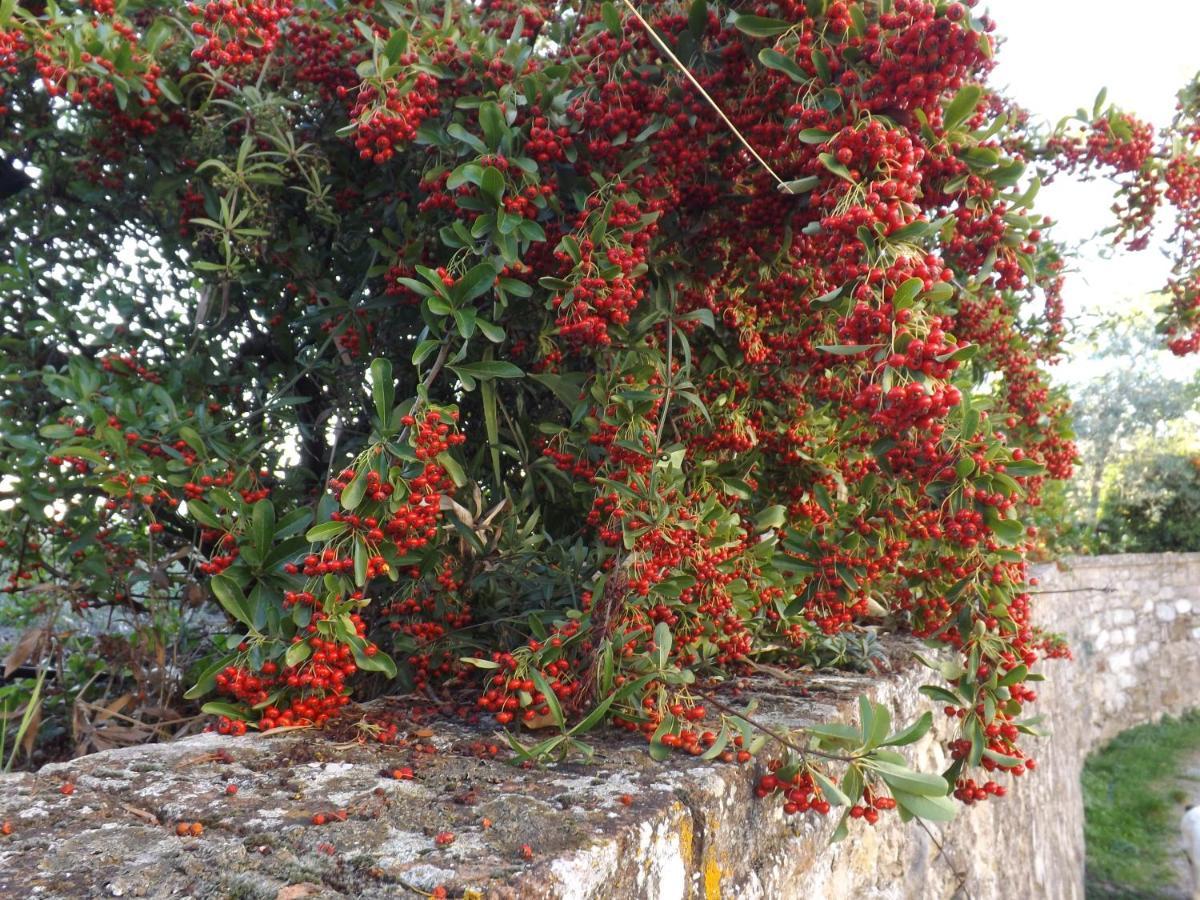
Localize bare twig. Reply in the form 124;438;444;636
620;0;792;192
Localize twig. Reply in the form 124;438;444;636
620;0;792;192
654;290;675;453
915;817;969;891
395;338;454;445
1026;586;1116;595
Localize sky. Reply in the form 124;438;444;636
990;1;1200;383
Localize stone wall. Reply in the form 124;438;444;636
1;553;1197;900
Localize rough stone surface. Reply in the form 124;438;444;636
1;553;1197;899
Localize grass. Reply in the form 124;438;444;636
1083;711;1200;899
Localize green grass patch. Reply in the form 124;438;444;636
1083;711;1200;899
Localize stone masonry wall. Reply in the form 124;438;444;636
0;553;1197;900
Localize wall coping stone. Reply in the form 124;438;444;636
1;553;1197;900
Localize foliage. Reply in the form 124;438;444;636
1051;306;1200;554
1038;76;1200;355
1093;452;1200;554
1083;711;1200;899
0;0;1076;835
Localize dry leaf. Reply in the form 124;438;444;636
275;883;323;899
19;703;41;756
520;711;557;730
3;627;45;677
94;694;133;723
119;803;160;826
182;583;205;608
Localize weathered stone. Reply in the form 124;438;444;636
0;553;1197;899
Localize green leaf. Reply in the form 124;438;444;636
891;789;957;822
984;748;1024;768
857;695;876;744
829;811;851;843
778;176;820;194
758;48;805;82
38;423;75;439
460;656;501;669
732;13;791;37
201;701;249;721
863;698;891;749
341;470;367;510
480;166;505;203
452;262;498;303
816;344;876;356
688;0;708;36
1003;459;1046;477
451;360;524;380
479;101;506;149
752;505;787;532
529;668;565;730
156;76;182;105
446;122;487;154
481;375;502;484
818;152;855;182
797;128;833;144
477;318;506;342
274;508;313;540
186;499;223;529
919;684;962;706
869;759;949;797
285;641;312;668
530;372;584;408
944;84;984;132
883;712;934;747
654;620;673;668
569;690;619;737
371;358;395;427
211;574;254;629
252;499;275;561
354;536;368;586
841;765;865;806
811;48;832;83
184;653;235;700
306;521;349;542
811;286;844;307
412;339;440;365
998;664;1028;688
382;27;409;64
438;451;467;487
601;1;621;34
805;722;862;743
988;517;1024;545
699;722;731;760
812;769;851;806
447;163;484;191
352;644;398;678
891;277;923;311
922;282;955;303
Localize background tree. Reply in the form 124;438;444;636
1060;303;1200;546
1093;452;1200;553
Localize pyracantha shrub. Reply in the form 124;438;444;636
1039;77;1200;355
1;0;1074;835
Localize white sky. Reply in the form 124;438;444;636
990;1;1200;384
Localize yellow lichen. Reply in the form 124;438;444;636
703;848;723;899
678;806;694;862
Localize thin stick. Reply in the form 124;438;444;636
620;0;794;192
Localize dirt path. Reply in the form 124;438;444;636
1166;754;1200;900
